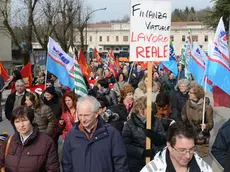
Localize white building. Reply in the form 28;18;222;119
85;22;215;56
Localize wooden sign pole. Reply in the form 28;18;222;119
146;61;153;163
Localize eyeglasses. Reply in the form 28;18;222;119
173;146;196;155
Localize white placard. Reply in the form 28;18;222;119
130;0;171;62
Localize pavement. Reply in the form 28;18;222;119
0;90;229;171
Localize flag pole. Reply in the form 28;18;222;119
202;76;207;131
146;61;152;164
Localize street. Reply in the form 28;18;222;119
0;90;228;171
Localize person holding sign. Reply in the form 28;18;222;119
122;96;167;172
181;84;214;158
141;121;213;172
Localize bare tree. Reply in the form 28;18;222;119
0;0;39;64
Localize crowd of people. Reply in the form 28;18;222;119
0;60;228;172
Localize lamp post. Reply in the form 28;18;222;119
85;8;107;53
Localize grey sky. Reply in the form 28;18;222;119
88;0;213;23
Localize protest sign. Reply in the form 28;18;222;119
130;0;171;61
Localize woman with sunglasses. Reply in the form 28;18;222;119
181;84;214;158
122;96;166;172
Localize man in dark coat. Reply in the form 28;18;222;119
212;119;230;168
5;79;27;121
62;96;129;172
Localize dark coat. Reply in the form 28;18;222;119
4;91;27;120
212;119;230;167
171;90;189;121
62;117;129;172
34;104;56;137
122;113;167;172
0;126;60;172
224;144;230;172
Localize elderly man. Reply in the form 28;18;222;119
5;79;27;121
141;122;213;172
62;96;129;172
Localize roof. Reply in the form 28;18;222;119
87;22;203;29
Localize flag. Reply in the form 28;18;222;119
189;42;212;92
180;29;192;67
73;53;88;97
47;37;74;89
206;17;230;95
213;86;229;107
115;56;120;71
20;62;33;87
162;41;178;76
0;61;9;82
94;48;102;63
107;50;118;77
78;49;91;79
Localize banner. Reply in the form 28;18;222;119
78;49;91;79
21;62;33;87
130;0;171;61
26;84;45;94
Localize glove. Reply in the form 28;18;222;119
143;149;154;158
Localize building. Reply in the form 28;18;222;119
85;22;215;56
0;1;12;63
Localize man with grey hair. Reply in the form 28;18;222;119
62;96;129;172
5;79;27;120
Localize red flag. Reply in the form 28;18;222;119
78;49;91;79
94;48;102;63
213;86;229;107
115;56;120;71
0;61;9;82
20;62;33;87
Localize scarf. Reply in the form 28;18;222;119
79;121;98;141
156;104;172;118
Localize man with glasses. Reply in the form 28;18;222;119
141;121;213;172
62;96;129;172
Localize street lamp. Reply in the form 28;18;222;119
85;7;107;53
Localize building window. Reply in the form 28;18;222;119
170;35;174;42
205;36;208;42
90;36;92;42
107;36;110;42
99;36;102;42
182;35;185;42
200;45;203;48
116;36;119;42
115;47;120;51
123;36;128;42
192;35;198;42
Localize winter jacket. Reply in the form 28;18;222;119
34;104;56;137
62;117;129;172
182;99;214;157
140;148;213;172
43;96;62;120
171;90;189;121
224;144;230;172
122;113;167;172
97;88;118;106
5;91;27;120
212;119;230;167
177;69;186;81
60;110;76;139
0;126;60;172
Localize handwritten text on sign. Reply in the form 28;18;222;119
130;0;171;62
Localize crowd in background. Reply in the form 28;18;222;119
0;59;229;172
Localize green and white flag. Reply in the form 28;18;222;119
73;53;88;97
180;29;192;67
